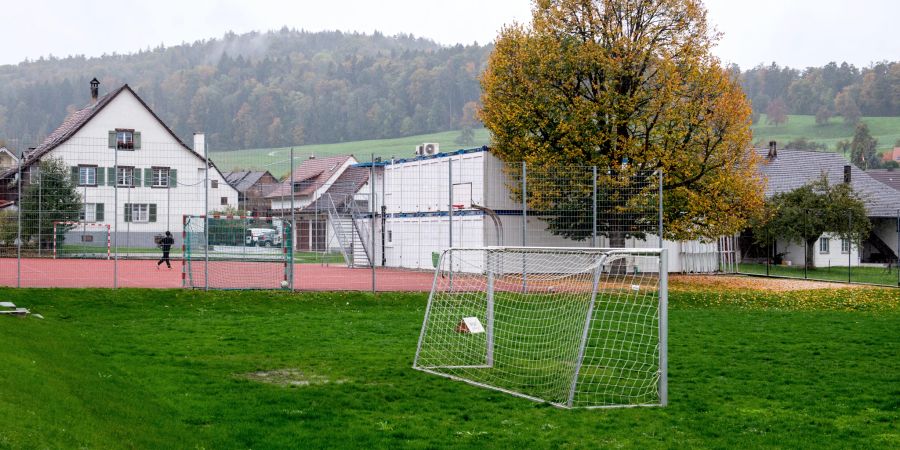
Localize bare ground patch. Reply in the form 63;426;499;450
238;369;348;387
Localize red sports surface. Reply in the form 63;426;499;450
0;258;436;291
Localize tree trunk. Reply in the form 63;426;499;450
805;237;818;270
609;231;627;275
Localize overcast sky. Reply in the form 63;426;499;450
2;0;897;69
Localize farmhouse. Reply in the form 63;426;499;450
0;147;16;170
0;79;238;248
224;170;279;216
753;147;900;267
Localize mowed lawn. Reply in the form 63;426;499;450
0;286;898;449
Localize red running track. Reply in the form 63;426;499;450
0;258;436;291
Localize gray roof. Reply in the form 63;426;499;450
756;149;900;218
224;171;275;193
866;169;900;194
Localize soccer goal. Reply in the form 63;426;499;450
413;246;668;409
52;221;111;259
183;215;293;290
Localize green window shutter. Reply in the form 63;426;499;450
96;203;104;222
134;168;142;186
169;169;177;188
96;167;105;185
124;204;132;222
134;132;141;150
71;166;79;185
144;168;152;187
108;131;116;149
149;204;157;223
107;167;116;186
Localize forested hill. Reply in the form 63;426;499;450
1;27;897;151
0;29;490;150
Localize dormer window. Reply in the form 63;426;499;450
117;130;134;149
109;129;140;150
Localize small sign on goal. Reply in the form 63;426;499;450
455;317;485;334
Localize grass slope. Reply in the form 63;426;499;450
752;115;900;154
1;287;898;448
211;129;492;178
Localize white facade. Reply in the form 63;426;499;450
778;233;861;267
374;149;706;273
36;88;237;246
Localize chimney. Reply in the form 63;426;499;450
90;78;100;103
193;133;206;158
767;141;777;159
844;165;851;184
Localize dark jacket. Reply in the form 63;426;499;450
160;236;175;252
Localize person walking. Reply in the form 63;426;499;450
157;231;175;269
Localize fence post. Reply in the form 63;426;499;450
114;137;118;288
592;166;597;247
658;170;664;248
203;134;209;291
847;211;851;284
16;150;22;288
521;162;527;292
290;147;296;292
804;209;808;280
371;153;376;294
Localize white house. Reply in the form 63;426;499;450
0;147;17;171
1;79;238;249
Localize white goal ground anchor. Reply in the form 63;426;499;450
52;221;111;260
413;246;668;409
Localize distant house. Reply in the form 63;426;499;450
881;147;900;163
0;147;17;171
0;78;238;247
754;147;900;266
224;170;279;216
267;155;375;264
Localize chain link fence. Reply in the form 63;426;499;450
736;207;900;286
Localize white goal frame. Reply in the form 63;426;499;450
413;246;668;409
52;221;111;260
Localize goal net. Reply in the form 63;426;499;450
413;247;668;409
183;215;293;290
53;221;111;259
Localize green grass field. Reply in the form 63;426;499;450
752;115;900;154
740;262;900;286
1;285;897;448
211;128;491;178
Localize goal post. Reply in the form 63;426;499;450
414;246;668;409
182;214;293;290
52;221;111;260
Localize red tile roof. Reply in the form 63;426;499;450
266;155;355;198
882;147;900;162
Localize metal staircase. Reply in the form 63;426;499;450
324;193;372;268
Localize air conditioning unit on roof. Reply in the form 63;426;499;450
415;143;439;156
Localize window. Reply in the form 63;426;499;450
211;179;219;189
78;203;103;222
132;204;149;222
28;166;40;184
81;235;94;243
117;167;134;187
842;238;851;254
117;130;134;150
221;197;228;205
819;237;830;253
387;230;392;243
78;165;97;186
152;167;169;188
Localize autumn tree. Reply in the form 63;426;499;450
765;97;788;126
850;123;879;170
455;101;480;147
814;106;831;125
753;176;870;269
480;0;764;244
834;88;862;125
